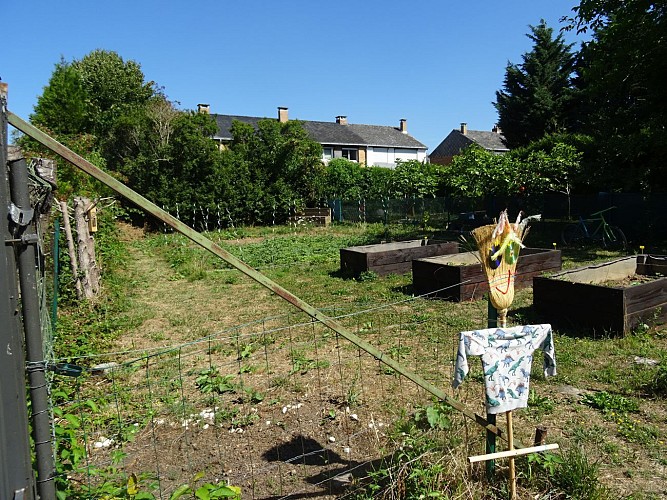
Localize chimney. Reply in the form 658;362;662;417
278;107;289;123
197;103;210;114
460;122;468;135
492;124;502;134
336;116;348;125
399;118;407;134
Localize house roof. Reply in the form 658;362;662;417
210;114;427;150
429;129;509;159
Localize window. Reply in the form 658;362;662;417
322;147;333;160
395;148;416;161
342;148;358;162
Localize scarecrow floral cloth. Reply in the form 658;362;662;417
452;324;556;414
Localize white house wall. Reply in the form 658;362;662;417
366;147;426;168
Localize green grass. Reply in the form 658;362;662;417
55;219;667;499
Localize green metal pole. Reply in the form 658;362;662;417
7;110;508;442
52;219;60;330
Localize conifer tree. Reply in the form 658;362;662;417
494;20;576;148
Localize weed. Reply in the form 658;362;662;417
356;271;378;282
522;447;611;499
582;391;640;413
413;402;453;431
170;472;241;499
195;368;235;395
644;359;667;396
289;350;330;374
526;390;555;417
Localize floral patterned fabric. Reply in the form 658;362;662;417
453;324;556;414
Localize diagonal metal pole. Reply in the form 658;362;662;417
7;110;507;441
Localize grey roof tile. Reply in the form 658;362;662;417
429;129;508;159
210;114;426;149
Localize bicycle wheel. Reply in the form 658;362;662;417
561;224;585;246
602;225;627;251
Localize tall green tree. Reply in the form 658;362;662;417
225;118;323;224
73;50;154;139
108;101;230;216
569;0;667;191
31;58;90;135
494;20;577;148
318;158;365;200
389;160;441;199
444;145;519;202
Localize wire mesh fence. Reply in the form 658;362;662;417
160;197;455;233
52;286;491;499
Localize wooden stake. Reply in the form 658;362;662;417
60;201;83;300
74;196;100;298
534;426;548;446
507;410;516;499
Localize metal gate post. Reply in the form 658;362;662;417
0;84;36;499
9;150;57;499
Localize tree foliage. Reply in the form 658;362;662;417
494;20;577;148
444;145;519;201
389;160;442;199
443;140;584;209
570;0;667;191
223;119;324;224
31;58;89;136
74;50;154;139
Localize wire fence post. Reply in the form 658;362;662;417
9;150;57;499
0;83;37;499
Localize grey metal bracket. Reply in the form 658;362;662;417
8;203;34;226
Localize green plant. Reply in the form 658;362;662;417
289;350;329;375
413;402;453;431
356;270;378;282
526;390;555;417
550;447;611;500
195;368;235;394
170;472;240;499
644;359;667;396
582;391;639;414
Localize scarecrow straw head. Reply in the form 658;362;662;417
472;210;527;318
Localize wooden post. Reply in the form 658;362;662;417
507;411;516;499
74;196;100;299
486;300;498;480
60;201;83;300
534;426;548;446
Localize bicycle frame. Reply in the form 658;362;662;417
576;207;616;241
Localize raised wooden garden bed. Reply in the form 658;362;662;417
412;248;562;300
533;255;667;336
340;239;459;277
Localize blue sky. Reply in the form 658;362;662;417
4;0;585;152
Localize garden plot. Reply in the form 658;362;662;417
340;239;459;277
533;254;667;336
412;248;562;300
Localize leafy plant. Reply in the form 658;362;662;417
413;402;453;431
195;368;235;395
582;391;639;414
289;350;329;375
170;472;240;500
